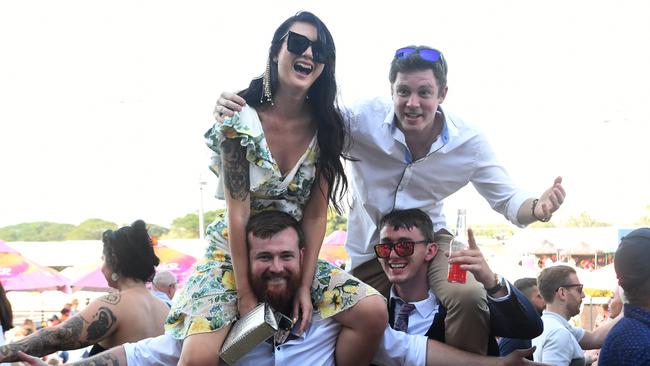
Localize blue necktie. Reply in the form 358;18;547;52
394;302;416;332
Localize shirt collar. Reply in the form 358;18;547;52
390;287;439;319
384;105;450;161
542;310;572;328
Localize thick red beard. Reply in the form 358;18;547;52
250;269;301;315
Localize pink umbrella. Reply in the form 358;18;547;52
72;245;197;292
0;240;70;292
320;230;348;268
152;245;197;285
71;264;112;292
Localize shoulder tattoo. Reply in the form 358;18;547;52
98;293;121;305
86;306;118;342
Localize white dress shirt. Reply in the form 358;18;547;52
124;314;340;366
372;284;512;366
343;98;530;270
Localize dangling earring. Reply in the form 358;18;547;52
261;58;274;105
111;273;119;282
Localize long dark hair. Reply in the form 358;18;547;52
238;11;350;213
0;282;13;331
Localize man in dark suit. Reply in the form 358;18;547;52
375;209;542;356
499;278;547;359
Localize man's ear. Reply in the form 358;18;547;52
438;86;448;104
299;248;305;264
425;243;438;261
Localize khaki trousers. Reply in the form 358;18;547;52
351;229;490;355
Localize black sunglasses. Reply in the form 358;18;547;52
280;31;329;64
556;283;584;293
394;47;443;63
374;240;429;258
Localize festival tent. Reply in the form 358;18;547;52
508;227;619;270
319;230;348;268
0;240;70;292
71;244;198;292
579;263;618;291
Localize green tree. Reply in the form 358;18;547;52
0;222;75;241
326;209;347;235
636;204;650;226
470;223;514;240
565;212;610;228
529;220;557;228
146;223;170;239
164;209;225;239
65;219;118;240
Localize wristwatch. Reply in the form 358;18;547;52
486;273;506;296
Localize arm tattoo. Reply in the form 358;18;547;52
98;293;121;305
72;352;121;366
86;306;118;342
0;316;85;361
222;138;250;201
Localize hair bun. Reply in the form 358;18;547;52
131;219;147;232
128;219;151;244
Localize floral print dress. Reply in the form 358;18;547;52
165;105;379;339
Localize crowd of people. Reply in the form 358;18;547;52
1;9;648;366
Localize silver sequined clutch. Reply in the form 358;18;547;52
220;303;288;365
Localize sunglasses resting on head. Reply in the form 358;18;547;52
281;31;330;64
394;46;443;63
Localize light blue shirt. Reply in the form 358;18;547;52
532;311;586;366
151;289;172;308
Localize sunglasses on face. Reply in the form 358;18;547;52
556;283;584;293
394;47;443;63
280;31;329;64
374;240;429;258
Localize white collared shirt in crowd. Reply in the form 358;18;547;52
342;98;530;271
532;310;586;366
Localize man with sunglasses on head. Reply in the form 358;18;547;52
372;209;542;364
532;265;620;365
214;45;566;354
